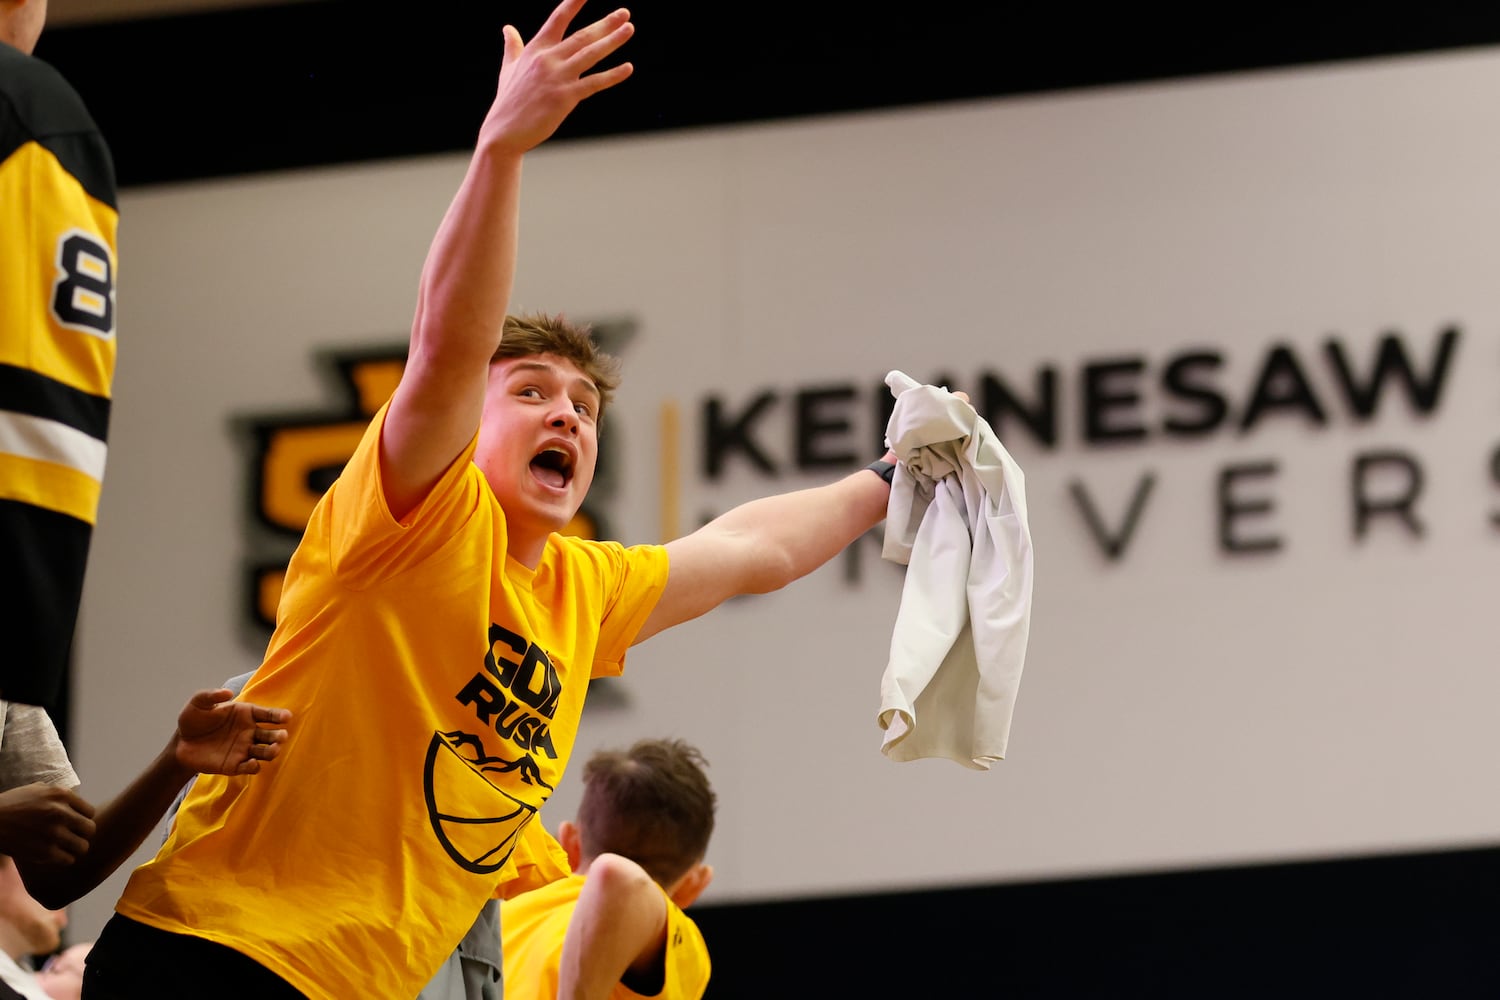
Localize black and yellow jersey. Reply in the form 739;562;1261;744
0;42;118;709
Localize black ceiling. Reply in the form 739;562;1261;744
34;2;1500;188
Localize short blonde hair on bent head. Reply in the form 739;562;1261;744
492;313;623;421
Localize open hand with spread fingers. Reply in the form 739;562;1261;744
173;688;292;776
481;0;635;155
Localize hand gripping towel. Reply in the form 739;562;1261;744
878;370;1035;769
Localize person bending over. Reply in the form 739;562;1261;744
503;738;716;1000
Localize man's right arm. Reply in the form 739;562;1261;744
555;853;670;1000
379;0;634;520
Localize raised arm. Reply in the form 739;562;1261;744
380;0;634;519
635;457;896;645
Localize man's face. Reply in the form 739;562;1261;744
476;354;601;541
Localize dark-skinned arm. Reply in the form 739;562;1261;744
17;688;290;908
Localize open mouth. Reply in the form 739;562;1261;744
530;447;574;489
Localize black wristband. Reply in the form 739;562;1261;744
865;459;896;485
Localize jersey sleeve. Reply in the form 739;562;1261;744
619;898;711;1000
589;541;669;679
0;702;79;790
661;902;712;1000
317;400;488;584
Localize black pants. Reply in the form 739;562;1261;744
82;914;308;999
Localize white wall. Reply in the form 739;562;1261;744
69;46;1500;940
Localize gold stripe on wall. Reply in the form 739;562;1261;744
659;400;679;542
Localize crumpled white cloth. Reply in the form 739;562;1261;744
878;370;1035;769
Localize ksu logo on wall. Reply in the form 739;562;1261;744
237;319;637;635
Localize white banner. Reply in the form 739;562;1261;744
71;46;1500;939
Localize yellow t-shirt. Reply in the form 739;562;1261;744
501;819;574;899
501;874;711;1000
114;401;668;1000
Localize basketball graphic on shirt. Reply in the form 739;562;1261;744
423;729;540;874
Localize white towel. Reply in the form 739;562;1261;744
878;370;1035;769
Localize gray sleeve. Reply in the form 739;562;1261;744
0;702;79;791
417;900;502;1000
221;672;255;696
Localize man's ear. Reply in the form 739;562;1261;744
667;863;713;910
558;820;583;872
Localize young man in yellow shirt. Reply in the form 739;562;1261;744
503;738;716;1000
84;1;909;996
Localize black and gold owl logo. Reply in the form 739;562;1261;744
237;320;636;639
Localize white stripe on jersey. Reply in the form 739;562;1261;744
0;408;108;481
